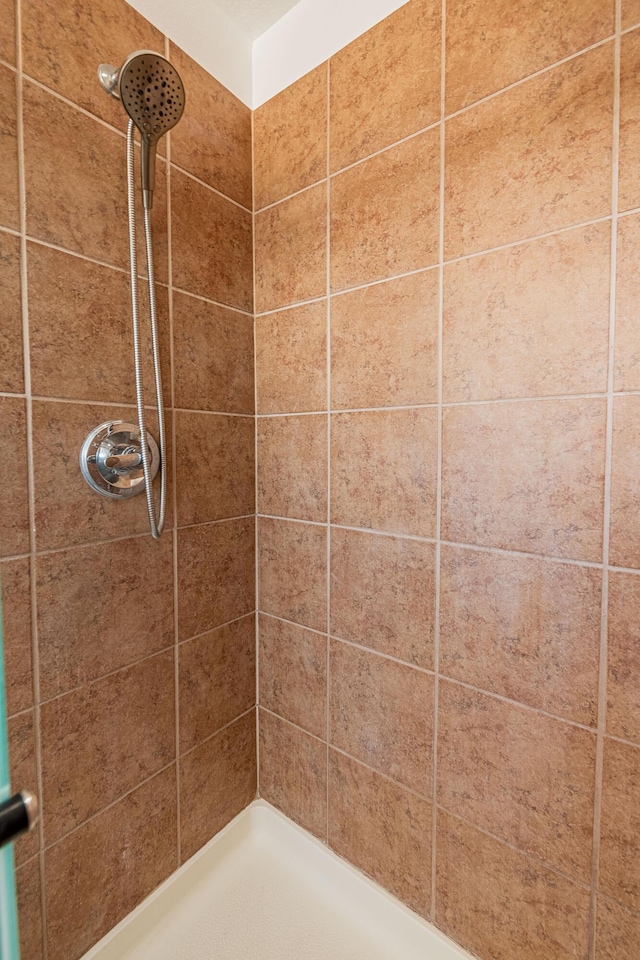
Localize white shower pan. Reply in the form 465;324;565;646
82;800;472;960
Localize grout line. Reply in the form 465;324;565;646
325;60;332;846
179;705;256;761
169;161;253;215
589;4;622;955
252;105;261;798
171;284;255;318
254;393;615;416
606;731;640;750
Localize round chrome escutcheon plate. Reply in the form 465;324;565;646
80;420;159;499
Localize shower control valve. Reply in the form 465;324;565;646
80;420;159;500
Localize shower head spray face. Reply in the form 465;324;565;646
98;51;185;208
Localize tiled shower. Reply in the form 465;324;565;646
2;0;640;958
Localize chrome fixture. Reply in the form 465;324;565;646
80;52;185;539
0;790;39;850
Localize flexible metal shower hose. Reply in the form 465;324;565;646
126;119;167;540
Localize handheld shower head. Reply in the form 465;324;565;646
98;51;185;208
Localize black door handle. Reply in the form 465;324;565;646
0;791;39;849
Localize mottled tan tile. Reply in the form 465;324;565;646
170;43;251;207
440;546;601;725
254;63;327;209
437;811;591;960
172;168;252;311
259;709;326;839
37;535;173;700
330;0;441;171
177;518;255;641
180;711;256;861
330;640;433;795
443;223;611;402
331;271;438;409
331;408;438;537
445;45;613;259
259;614;326;738
22;0;163;129
438;682;596;881
600;738;640;910
255;183;327;313
258;517;327;631
611;396;640;568
442;399;606;561
2;557;33;716
41;651;175;843
8;711;39;865
620;30;640;213
175;411;254;526
608;572;640;744
45;767;177;960
179;614;256;753
596;897;640;960
0;0;15;64
615;214;640;391
258;414;327;522
330;527;435;668
0;396;29;558
0;230;23;393
446;0;614;113
623;0;640;29
329;750;432;917
256;301;327;414
0;66;19;230
173;290;254;414
16;858;44;960
331;130;440;292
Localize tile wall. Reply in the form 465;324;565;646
0;1;256;957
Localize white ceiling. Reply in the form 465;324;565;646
212;0;302;39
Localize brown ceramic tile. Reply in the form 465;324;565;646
179;614;256;753
170;44;252;207
177;518;255;641
623;0;640;29
440;546;601;725
37;535;173;700
616;214;640;390
0;0;15;64
45;767;177;960
41;650;175;843
0;66;19;230
8;711;39;865
1;558;33;716
438;682;596;881
436;811;591;960
329;750;432;917
254;63;327;209
256;301;327;414
31;400;170;551
258;414;327;522
258;517;327;631
171;168;253;311
173;290;254;414
600;738;640;910
28;242;171;403
16;859;44;960
331;271;439;409
608;572;640;744
180;711;256;861
331;408;438;537
255;183;327;313
259;613;326;738
442;399;606;561
22;0;163;129
620;31;640;213
175;411;254;525
330;129;440;292
611;396;640;568
330;640;433;795
443;223;611;402
0;230;23;393
596;897;640;960
259;709;326;839
330;0;441;172
446;0;614;113
330;527;435;668
0;397;29;558
445;45;613;259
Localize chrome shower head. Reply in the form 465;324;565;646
98;51;185;208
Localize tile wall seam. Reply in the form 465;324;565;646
589;5;622;948
622;21;640;34
598;890;640;918
325;58;332;847
606;731;640;750
169;161;252;214
252;103;261;799
178;705;256;761
14;0;48;953
254;394;615;415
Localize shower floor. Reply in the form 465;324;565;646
82;800;471;960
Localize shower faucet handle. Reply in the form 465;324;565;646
104;451;142;471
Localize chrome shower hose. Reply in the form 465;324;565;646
126;118;167;539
